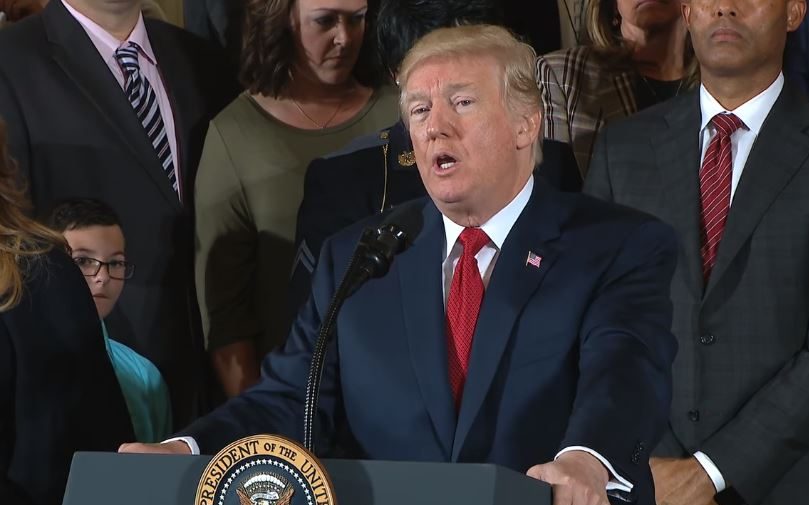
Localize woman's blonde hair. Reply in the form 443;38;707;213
397;24;543;161
585;0;699;84
0;120;65;311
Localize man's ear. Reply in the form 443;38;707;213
516;110;541;151
682;2;691;31
787;0;807;32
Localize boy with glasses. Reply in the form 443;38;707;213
49;198;171;443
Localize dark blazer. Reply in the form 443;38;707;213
290;120;582;311
0;249;134;505
185;179;678;505
0;1;239;426
585;85;809;505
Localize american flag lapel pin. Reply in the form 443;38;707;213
525;251;542;269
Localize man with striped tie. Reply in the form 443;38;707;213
0;0;239;430
586;1;809;504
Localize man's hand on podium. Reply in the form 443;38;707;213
526;451;610;505
118;441;191;455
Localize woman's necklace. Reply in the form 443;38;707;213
291;94;347;129
640;74;684;101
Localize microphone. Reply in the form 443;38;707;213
343;200;424;297
303;200;424;451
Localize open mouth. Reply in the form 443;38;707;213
435;154;457;170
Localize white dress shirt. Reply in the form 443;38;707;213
698;74;783;203
62;0;182;199
693;74;783;493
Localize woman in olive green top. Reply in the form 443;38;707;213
195;0;398;398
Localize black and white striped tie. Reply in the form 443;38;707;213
114;42;178;195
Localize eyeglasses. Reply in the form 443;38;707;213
73;256;135;280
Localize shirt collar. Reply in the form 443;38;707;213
699;73;784;135
442;176;534;260
61;0;156;66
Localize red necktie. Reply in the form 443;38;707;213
446;227;490;409
699;113;744;281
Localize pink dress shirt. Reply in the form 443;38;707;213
61;0;182;200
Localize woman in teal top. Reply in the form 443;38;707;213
49;198;172;442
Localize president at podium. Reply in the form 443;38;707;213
122;25;678;505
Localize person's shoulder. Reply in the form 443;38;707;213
602;89;693;138
553;185;674;240
537;46;597;74
321;196;432;254
0;14;46;62
320;127;391;161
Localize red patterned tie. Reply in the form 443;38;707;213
699;113;744;281
446;227;490;410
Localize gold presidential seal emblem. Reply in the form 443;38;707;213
195;435;337;505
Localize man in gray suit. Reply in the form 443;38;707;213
585;1;808;504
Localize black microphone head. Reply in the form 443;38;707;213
375;198;425;251
358;199;425;279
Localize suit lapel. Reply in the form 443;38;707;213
398;203;456;459
452;181;564;460
705;85;809;298
42;1;181;210
653;92;704;298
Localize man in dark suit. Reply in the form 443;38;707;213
290;0;581;313
122;24;678;505
0;0;239;427
585;1;809;504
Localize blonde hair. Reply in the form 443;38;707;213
0;120;65;311
585;0;699;85
397;24;543;162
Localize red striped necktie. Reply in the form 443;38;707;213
699;113;744;281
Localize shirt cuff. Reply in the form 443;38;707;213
556;446;633;492
693;451;726;493
163;436;200;455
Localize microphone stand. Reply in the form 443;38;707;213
302;229;377;452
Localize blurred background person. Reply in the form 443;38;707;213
49;198;172;444
195;0;397;398
290;0;582;314
537;0;695;177
0;0;239;430
0;122;133;505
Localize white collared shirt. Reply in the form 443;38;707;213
62;0;181;198
441;176;534;305
692;74;783;495
698;74;783;203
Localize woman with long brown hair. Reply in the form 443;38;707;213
0;120;133;505
195;0;398;398
537;0;696;177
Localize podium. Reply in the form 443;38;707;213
62;452;551;504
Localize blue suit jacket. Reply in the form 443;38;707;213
183;180;677;504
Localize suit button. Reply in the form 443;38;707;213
688;410;700;422
699;334;716;346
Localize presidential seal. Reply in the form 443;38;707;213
194;435;337;505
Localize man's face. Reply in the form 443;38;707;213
63;225;126;320
684;0;805;78
403;55;537;225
